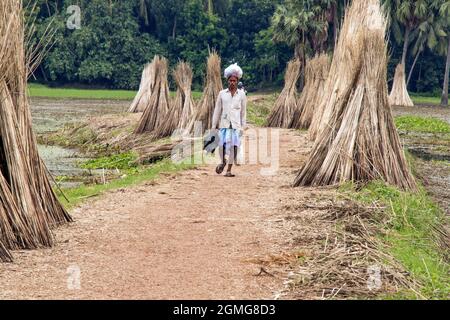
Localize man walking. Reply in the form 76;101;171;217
212;63;247;177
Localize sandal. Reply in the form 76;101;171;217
216;161;227;174
225;172;235;178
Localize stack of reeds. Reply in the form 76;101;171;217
290;54;330;130
187;51;222;133
293;0;416;191
134;56;170;134
128;60;156;113
174;61;195;131
153;61;195;139
388;63;414;107
0;0;72;262
267;59;301;128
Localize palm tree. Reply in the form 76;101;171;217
203;0;230;16
139;0;150;26
407;13;446;86
384;0;434;66
271;0;338;60
206;0;213;15
271;0;341;90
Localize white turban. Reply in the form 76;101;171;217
224;63;243;79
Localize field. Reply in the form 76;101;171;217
28;83;203;101
0;84;447;299
29;83;443;107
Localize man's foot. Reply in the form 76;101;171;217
216;161;227;174
224;172;235;177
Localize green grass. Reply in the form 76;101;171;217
395;116;450;134
80;152;138;171
57;159;195;209
247;94;276;127
28;83;203;101
348;181;449;299
29;83;136;100
410;94;442;106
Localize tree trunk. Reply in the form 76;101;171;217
441;36;450;107
294;41;305;90
402;26;411;66
40;65;49;83
45;0;51;15
407;49;421;87
172;16;177;39
332;3;338;47
207;0;213;15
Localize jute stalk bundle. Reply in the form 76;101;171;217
388;63;414;107
174;61;195;131
290;54;330;130
128;60;156;113
0;0;72;261
293;0;416;191
134;56;170;134
153;61;195;139
267;59;301;128
187;51;222;133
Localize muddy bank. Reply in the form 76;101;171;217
31;98;130;182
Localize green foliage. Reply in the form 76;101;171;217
271;0;338;55
37;0;167;89
247;94;276;126
223;0;290;87
253;28;289;86
26;0;449;94
395;115;450;133
80;152;138;170
349;181;449;299
168;0;228;86
414;52;446;93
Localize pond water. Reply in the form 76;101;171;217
31;97;129;182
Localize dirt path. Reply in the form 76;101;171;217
0;130;311;300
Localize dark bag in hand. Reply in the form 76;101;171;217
203;130;220;154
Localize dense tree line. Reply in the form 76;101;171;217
28;0;449;100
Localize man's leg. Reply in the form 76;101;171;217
225;145;237;177
216;143;227;174
220;144;226;165
226;163;233;175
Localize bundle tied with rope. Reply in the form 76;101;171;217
0;0;72;262
293;0;417;191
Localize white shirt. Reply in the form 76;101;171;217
212;88;247;130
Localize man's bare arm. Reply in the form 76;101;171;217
212;93;222;129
